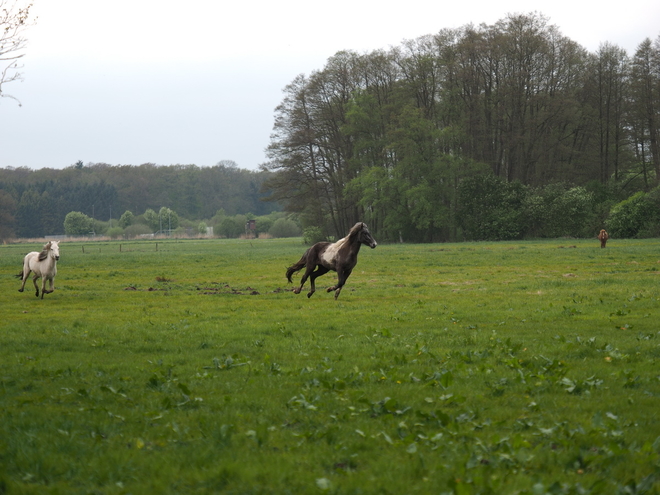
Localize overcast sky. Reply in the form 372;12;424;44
1;0;659;171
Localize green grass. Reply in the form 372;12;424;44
1;237;659;494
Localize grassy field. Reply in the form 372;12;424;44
1;237;659;494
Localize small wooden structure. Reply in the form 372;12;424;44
245;219;256;238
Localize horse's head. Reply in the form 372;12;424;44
49;241;60;261
355;222;377;249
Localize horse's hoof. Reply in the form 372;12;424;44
307;292;314;298
18;288;23;292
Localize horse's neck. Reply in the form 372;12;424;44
349;238;362;255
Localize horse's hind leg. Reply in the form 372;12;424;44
18;270;28;292
308;266;329;298
293;265;315;295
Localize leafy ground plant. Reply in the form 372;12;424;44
1;238;659;493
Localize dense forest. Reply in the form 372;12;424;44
0;161;280;240
264;13;660;242
2;13;660;243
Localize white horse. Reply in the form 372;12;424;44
17;240;61;299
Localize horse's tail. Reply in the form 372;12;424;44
16;259;26;278
16;254;28;278
286;250;309;283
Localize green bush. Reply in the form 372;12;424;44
606;188;660;238
640;187;660;237
158;207;179;231
269;218;301;238
256;217;274;235
457;175;527;241
118;210;134;228
63;211;94;236
524;184;595;238
106;226;124;239
302;226;325;244
218;218;242;238
143;208;159;231
124;224;153;238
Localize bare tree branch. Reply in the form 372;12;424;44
0;0;35;106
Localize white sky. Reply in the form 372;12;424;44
1;0;659;171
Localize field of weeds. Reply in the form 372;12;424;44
1;237;659;494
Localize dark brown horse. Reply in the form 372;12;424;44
286;222;377;299
598;229;609;248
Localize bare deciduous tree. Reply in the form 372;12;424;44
0;0;34;105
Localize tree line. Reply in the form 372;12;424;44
3;12;659;244
263;13;660;242
0;161;280;240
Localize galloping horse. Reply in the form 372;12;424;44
286;222;377;299
17;240;60;299
598;229;609;248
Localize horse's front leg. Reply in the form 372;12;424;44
33;274;41;298
39;275;52;299
44;276;55;295
327;268;352;300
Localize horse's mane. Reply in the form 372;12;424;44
347;222;365;238
37;242;51;262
